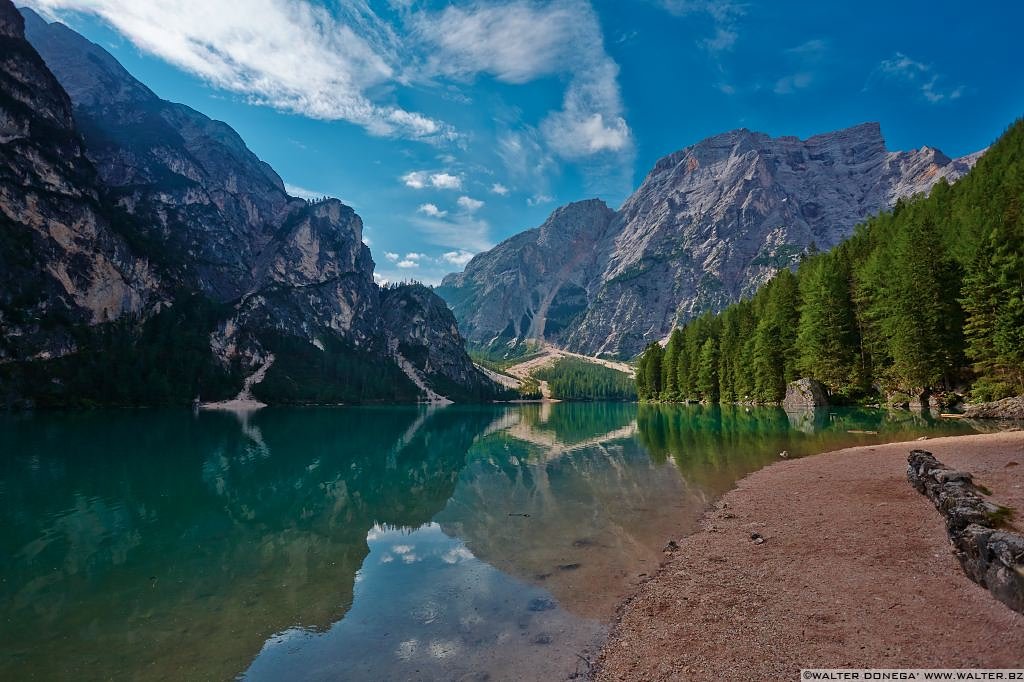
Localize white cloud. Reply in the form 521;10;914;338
417;203;447;218
490;183;509;196
442;250;476;267
415;0;632;161
284;183;325;200
456;196;484;212
396;259;419;269
385;252;400;262
402;170;462;190
26;0;451;141
410;215;492;252
404;252;425;260
528;194;554;207
655;1;745;55
430;173;462;190
873;52;964;104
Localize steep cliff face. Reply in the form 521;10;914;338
436;199;615;352
22;8;294;301
0;2;155;362
439;123;980;358
1;3;497;405
381;283;501;401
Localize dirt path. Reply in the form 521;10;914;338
595;431;1024;680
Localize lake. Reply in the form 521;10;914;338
0;403;977;680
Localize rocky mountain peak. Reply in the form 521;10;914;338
537;198;613;247
440;122;982;359
0;0;22;38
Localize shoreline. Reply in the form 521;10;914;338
593;430;1024;680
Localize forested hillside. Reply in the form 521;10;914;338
637;119;1024;406
534;358;637;401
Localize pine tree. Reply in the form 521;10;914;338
696;337;719;402
795;252;858;394
661;328;683;400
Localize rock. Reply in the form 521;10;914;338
783;378;829;409
907;450;1024;614
663;540;680;552
886;388;931;410
962;396;1024;420
750;532;765;544
439;124;980;358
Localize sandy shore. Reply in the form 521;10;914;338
594;431;1024;680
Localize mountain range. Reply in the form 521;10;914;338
0;2;499;406
437;123;981;359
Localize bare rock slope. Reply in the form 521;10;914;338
439;124;979;358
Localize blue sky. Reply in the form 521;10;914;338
22;0;1024;284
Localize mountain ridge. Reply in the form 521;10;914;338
438;121;981;358
1;2;500;406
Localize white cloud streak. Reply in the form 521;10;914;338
415;0;632;160
442;250;476;267
874;52;964;104
456;196;484;212
402;170;462;190
417;203;447;217
25;0;452;140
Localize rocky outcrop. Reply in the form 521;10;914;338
782;378;829;409
439;124;980;359
436;199;615;354
962;396;1024;420
0;1;156;362
887;388;931;410
907;450;1024;614
1;2;498;404
380;283;501;401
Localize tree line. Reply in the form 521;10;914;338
534;357;637;401
637;119;1024;406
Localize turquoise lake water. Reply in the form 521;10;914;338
0;403;976;680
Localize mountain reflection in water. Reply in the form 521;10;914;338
0;404;975;680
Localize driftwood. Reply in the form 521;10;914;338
907;449;1024;614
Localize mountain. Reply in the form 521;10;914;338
0;3;500;406
437;123;980;359
0;1;155;361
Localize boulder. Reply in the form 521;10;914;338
783;378;829;409
886;388;930;410
963;396;1024;420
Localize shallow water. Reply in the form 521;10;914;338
0;403;976;680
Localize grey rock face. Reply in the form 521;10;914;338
2;3;494;403
962;396;1024;420
22;7;294;302
0;3;155;361
783;378;829;409
436;199;615;353
439;123;980;359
